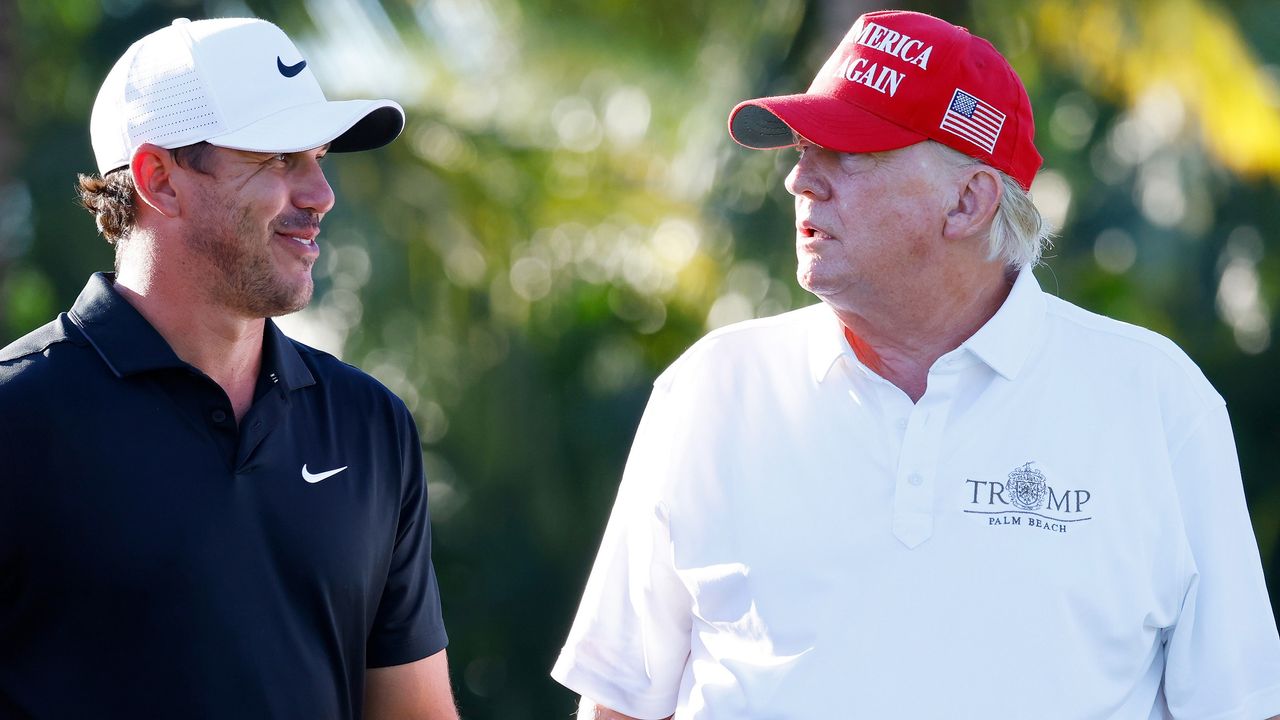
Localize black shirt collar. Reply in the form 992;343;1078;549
68;272;315;392
261;312;316;393
68;272;184;377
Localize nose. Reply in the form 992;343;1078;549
293;155;335;215
784;149;828;201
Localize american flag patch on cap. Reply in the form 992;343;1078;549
940;89;1005;154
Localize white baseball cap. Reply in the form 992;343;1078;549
90;17;405;175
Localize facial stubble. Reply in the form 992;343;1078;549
185;183;315;318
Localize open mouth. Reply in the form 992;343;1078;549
799;225;834;241
275;231;317;248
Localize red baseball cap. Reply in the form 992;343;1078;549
729;10;1042;189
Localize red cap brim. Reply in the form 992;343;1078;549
729;93;928;154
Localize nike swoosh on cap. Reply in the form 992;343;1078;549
301;464;347;483
277;57;307;77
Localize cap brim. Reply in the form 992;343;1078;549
205;99;405;155
729;93;926;154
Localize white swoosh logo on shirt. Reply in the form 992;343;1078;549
301;464;348;483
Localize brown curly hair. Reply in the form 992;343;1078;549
77;169;136;244
76;142;218;246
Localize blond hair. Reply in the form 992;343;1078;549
928;141;1052;268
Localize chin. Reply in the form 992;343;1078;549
796;268;852;301
237;277;314;318
276;284;315;316
796;260;828;294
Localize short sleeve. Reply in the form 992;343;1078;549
551;382;693;719
1163;403;1280;718
366;405;449;667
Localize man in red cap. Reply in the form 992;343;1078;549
552;10;1280;719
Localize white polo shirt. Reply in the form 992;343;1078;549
552;268;1280;719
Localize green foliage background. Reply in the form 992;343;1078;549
3;0;1279;715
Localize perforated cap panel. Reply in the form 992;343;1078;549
122;28;219;149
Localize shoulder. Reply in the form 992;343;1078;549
0;316;80;362
1040;294;1222;408
0;317;91;434
656;304;827;393
0;316;86;385
288;338;415;420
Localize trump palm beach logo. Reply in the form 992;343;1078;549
963;462;1094;533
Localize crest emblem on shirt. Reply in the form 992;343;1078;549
1006;462;1047;511
962;461;1094;534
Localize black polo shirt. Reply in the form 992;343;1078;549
0;273;447;719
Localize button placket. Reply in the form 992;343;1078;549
892;373;957;549
876;389;914;460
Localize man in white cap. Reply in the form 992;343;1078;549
0;18;457;718
552;10;1280;719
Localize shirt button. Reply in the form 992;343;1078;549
252;420;263;430
908;473;924;486
211;409;227;423
896;418;908;431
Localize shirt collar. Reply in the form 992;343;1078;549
68;272;186;377
67;272;315;391
959;265;1046;381
261;315;316;392
808;304;856;384
806;265;1046;384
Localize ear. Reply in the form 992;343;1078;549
130;143;181;218
942;166;1002;242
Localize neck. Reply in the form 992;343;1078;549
115;250;264;423
831;264;1015;402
